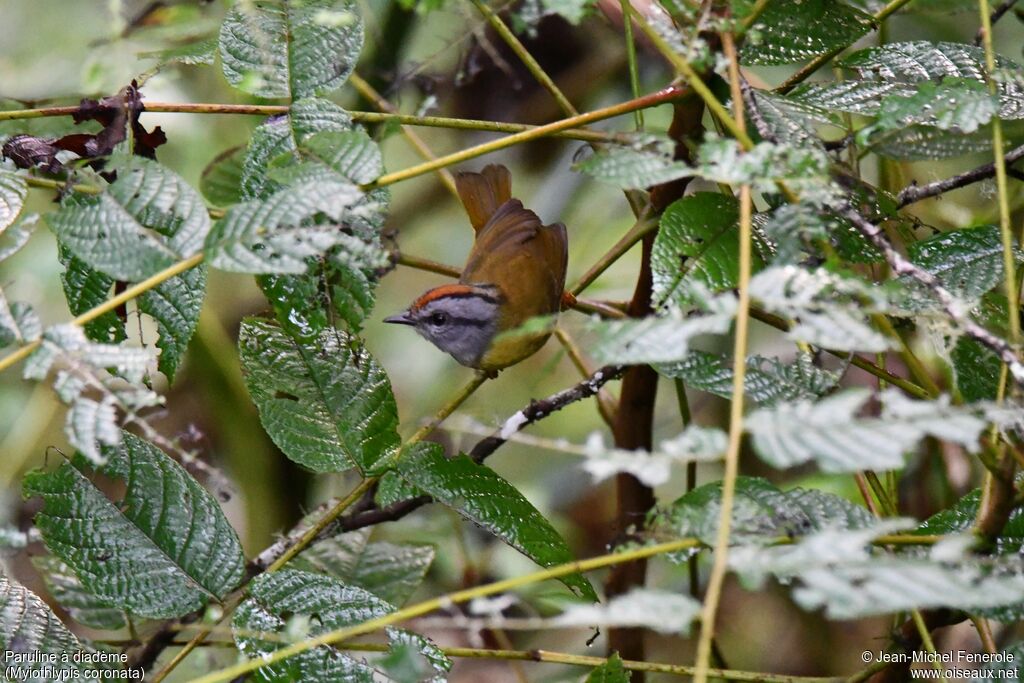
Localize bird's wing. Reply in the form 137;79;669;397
455;164;512;232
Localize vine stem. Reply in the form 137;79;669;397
367;86;685;188
978;0;1021;346
693;30;751;683
0;89;681;377
911;610;948;682
0;101;626;143
189;538;702;683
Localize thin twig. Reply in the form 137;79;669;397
693;29;752;683
840;206;1024;386
974;0;1020;45
896;143;1024;207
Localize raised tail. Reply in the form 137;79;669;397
456;164;513;232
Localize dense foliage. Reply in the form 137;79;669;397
2;0;1024;681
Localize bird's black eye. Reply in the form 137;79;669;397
430;312;449;326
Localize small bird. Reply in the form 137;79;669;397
385;164;569;371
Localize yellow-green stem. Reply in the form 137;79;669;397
694;32;752;683
469;0;578;116
911;609;947;681
189;537;703;683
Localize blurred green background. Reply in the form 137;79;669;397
2;0;1023;679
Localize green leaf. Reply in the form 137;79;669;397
201;146;246;207
749;266;895;352
0;573;96;677
0;290;40;347
0;166;27;233
22;433;245;619
652;476;873;550
238;318;400;474
204;172;368;274
0;212;37;263
908;225;1018;301
657;351;840;407
57;243;206;382
234;569;391;682
140;35;219;67
574;143;689;189
654;193;760;306
730;522;1024;619
747;91;840;149
791;42;1024;120
138;263;207;381
587;653;632;683
58;244;125;344
870;78;998;135
47;157;211;281
380;627;452;682
554;588;700;633
741;0;874;66
952;293;1009;402
219;0;363;100
31;555;126;630
585;301;736;366
396;442;598;601
918;487;1024;554
292;528;435;606
241;98;353;200
580;426;726;486
746;388;990;472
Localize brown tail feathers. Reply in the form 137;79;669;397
455;164;513;232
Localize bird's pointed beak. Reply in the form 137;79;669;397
384;310;415;326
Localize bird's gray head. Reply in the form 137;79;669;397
384;284;502;368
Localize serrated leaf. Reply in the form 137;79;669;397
573;143;689;189
587;653;631;683
235;569;390;683
381;627;452;682
238;318;400;474
22;433;245;619
952;293;1008;402
219;0;363;100
201;146;245;207
31;555;126;630
657;351;839;407
747;91;839;149
652;476;873;550
140;35;218;66
0;290;40;347
47;157;210;281
585;300;736;365
204;173;367;274
292;528;435;606
731;522;1024;619
918;487;1024;554
138;263;206;381
870;78;998;135
396;442;598;601
241;98;353;199
654;193;756;306
908;225;1018;301
741;0;874;66
0;166;27;233
580;426;726;486
0;573;96;678
790;42;1024;120
0;212;36;263
554;588;700;634
746;388;990;472
58;244;125;344
872;123;1006;160
749;266;894;352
